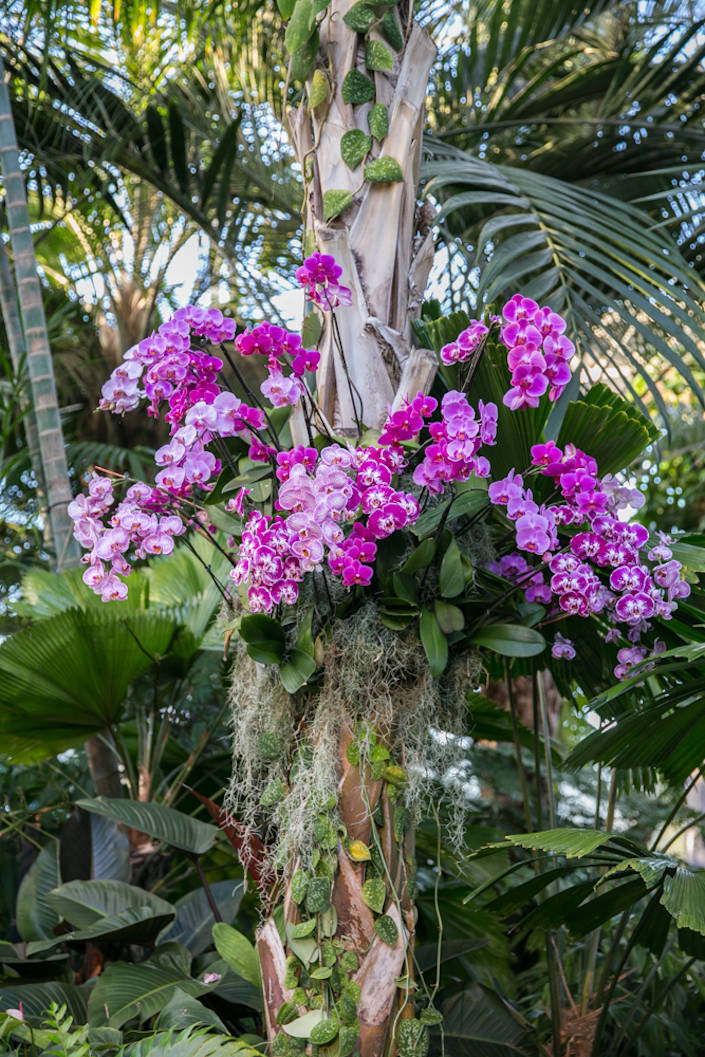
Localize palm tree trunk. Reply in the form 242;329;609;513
0;58;119;798
256;10;437;1055
0;237;47;501
288;5;437;432
0;53;79;571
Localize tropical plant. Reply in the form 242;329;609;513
2;1;705;1055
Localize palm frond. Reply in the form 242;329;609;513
424;142;705;414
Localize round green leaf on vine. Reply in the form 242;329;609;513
341;69;376;104
323;189;353;221
364;156;404;183
342;2;375;32
341;129;372;170
307;69;329;109
380;10;403;50
361;877;386;913
366;40;395;71
368;103;389;141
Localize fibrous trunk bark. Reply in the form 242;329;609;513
288;1;437;433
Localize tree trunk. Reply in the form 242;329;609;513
255;12;438;1053
288;3;437;433
0;58;117;799
0;54;79;571
256;723;418;1057
0;238;46;496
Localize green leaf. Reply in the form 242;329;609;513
341;70;376;104
259;776;284;806
239;614;286;664
402;539;436;573
149;942;193;975
433;599;464;634
368;103;389;140
341;129;372;170
323;189;354;221
660;868;705;935
212;923;261;988
301;312;322;347
0;609;181;760
374;914;399;947
155;989;227;1033
310;1014;339;1045
305;877;331;913
277;0;296;16
283;1009;325;1039
503;828;614;858
15;842;60;942
342;2;375;32
88;963;207;1028
290;870;309;904
291;917;317;939
556;383;659;475
380;9;403;50
365;41;394;71
280;648;317;693
285;0;316;53
0;983;86;1028
46;879;174;929
27;905;176;954
76;798;218;856
161;881;245;955
307;69;329;109
424;146;705;418
364;157;404;183
361;878;386;914
290;29;319;82
397;1020;428;1057
419;608;448;677
411;489;487;539
60;810;130;884
470;623;546;658
439;538;465;597
392;572;419;605
440;982;532;1055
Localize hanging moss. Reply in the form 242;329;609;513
225;593;484;873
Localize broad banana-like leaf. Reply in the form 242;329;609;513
155;989;227;1034
162;881;245;956
59;808;130;884
27;906;177;955
76;797;219;857
87;963;209;1029
15;841;60;942
46;879;174;929
0;982;87;1026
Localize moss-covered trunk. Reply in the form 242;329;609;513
256;724;417;1057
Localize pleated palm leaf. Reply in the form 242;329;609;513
424;0;705;411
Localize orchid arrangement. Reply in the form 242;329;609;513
69;255;688;684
